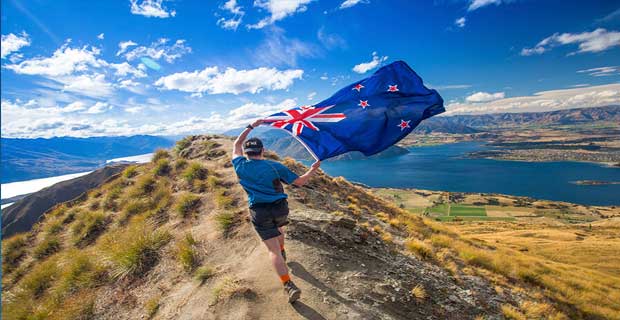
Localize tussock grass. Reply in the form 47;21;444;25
174;158;188;170
183;162;208;184
206;175;220;190
215;190;234;209
103;184;123;210
411;284;427;300
405;238;434;260
214;212;235;233
71;211;108;246
100;221;171;280
33;235;61;260
153;159;171;176
43;218;64;236
120;199;149;224
175;192;201;218
145;295;161;319
195;266;215;284
152;149;170;162
175;136;192;155
2;233;28;274
177;233;199;272
132;175;157;196
501;304;526;320
123;165;138;179
20;258;59;298
51;290;96;320
211;276;239;304
55;250;108;297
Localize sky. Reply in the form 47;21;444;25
1;0;619;138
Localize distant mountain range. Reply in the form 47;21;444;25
1;135;174;183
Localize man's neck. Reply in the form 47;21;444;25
247;156;263;160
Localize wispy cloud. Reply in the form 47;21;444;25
352;51;387;74
129;0;176;18
248;0;315;29
577;66;620;77
119;38;192;63
521;28;620;56
154;66;304;95
217;0;245;31
467;0;505;11
465;91;505;102
253;27;318;67
432;84;472;90
454;17;466;28
445;84;620;115
339;0;368;10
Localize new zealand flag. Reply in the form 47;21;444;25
263;60;445;160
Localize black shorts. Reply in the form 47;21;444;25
249;198;289;241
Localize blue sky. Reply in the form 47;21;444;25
1;0;619;138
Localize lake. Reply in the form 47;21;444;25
317;142;620;206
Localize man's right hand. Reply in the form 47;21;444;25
311;160;321;170
251;119;264;128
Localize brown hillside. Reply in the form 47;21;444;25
3;135;613;320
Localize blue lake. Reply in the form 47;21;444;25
315;142;620;206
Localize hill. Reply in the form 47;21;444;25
1;164;129;238
1;135;174;183
2;135;618;319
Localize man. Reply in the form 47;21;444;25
232;119;321;303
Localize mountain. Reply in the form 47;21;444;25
440;105;620;129
1;164;128;238
1;135;174;183
2;135;616;319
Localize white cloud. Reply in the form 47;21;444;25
577;66;620;77
339;0;367;9
5;43;105;77
468;0;502;11
129;0;176;18
253;26;317;67
432;84;472;90
352;51;388;74
445;84;620;115
116;40;138;56
455;17;466;28
62;101;87;112
1;32;31;59
248;0;314;29
307;92;317;100
109;62;147;78
154;66;304;95
521;28;620;56
83;101;111;114
122;38;191;63
317;27;347;49
62;74;115;98
125;106;143;114
97;33;105;40
228;98;297;121
217;0;245;30
466;91;505;103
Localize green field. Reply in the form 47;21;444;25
436;216;515;222
449;205;487;216
429;203;449;215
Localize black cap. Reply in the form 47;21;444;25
243;138;263;153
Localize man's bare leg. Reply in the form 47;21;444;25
264;237;288;278
277;227;285;249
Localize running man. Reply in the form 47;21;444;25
232;119;321;303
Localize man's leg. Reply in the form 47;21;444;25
277;227;285;260
264;237;288;279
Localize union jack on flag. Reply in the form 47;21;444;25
262;61;444;160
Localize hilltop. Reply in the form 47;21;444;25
2;135;619;319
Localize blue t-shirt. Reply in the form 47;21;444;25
232;156;299;207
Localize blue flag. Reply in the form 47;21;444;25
263;61;444;160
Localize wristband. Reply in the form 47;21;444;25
246;124;254;130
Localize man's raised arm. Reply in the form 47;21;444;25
233;119;263;158
293;161;321;187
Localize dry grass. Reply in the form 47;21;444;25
501;304;526;320
177;233;199;272
71;211;108;246
153;158;171;176
195;265;215;284
2;233;29;274
175;192;201;218
33;235;61;260
145;295;161;319
411;284;427;300
214;212;235;233
183;162;208;184
211;276;239;304
214;189;234;209
405;238;434;260
123;165;138;179
152;149;170;162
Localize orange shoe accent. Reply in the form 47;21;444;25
280;244;285;251
280;274;291;283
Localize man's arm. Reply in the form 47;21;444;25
233;119;263;158
292;161;321;187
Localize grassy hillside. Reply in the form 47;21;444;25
2;135;618;319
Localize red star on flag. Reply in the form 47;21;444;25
352;83;364;92
388;85;399;92
358;100;370;108
397;119;411;131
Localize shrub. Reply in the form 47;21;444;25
214;212;234;233
175;192;201;218
177;233;198;272
2;234;28;274
183;162;208;183
153;159;171;176
152;149;170;162
71;211;108;246
411;284;427;299
33;236;61;259
123;165;138;179
195;266;215;284
101;223;171;280
405;238;434;260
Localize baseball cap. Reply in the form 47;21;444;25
243;138;264;153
